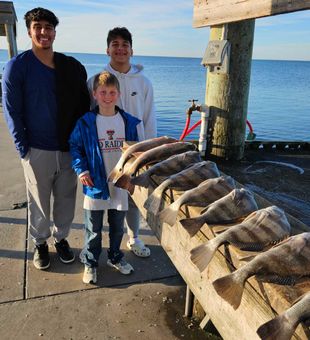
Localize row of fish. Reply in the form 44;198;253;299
110;137;259;233
108;136;310;339
218;231;310;340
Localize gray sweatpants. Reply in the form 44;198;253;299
125;195;140;239
21;148;77;245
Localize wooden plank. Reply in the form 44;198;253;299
131;169;310;339
0;1;16;18
0;13;15;25
0;1;14;11
193;0;310;28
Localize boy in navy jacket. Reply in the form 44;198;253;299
70;71;140;284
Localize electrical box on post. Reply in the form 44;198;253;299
201;40;231;74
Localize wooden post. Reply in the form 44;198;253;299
206;20;255;160
4;23;17;58
184;285;194;317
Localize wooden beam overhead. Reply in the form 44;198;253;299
0;1;17;16
193;0;310;28
0;1;17;37
0;1;17;24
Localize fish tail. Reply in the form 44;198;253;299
127;182;135;195
190;239;218;272
180;217;203;237
114;173;131;190
130;172;151;188
257;314;294;340
158;202;179;226
212;272;245;310
108;167;122;183
143;188;164;215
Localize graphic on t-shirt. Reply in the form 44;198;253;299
99;128;124;153
107;129;115;140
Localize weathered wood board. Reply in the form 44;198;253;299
0;1;17;37
193;0;310;28
131;170;310;340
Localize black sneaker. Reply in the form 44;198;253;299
33;243;50;270
54;239;75;264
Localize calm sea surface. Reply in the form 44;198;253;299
1;50;309;141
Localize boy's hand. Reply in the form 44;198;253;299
80;173;94;187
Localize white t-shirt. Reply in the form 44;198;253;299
83;112;128;211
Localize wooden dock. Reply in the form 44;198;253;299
131;167;310;340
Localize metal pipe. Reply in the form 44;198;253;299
198;104;209;156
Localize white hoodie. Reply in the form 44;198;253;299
88;63;157;141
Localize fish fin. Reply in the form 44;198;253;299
200;205;210;214
270;235;293;248
234;242;265;252
132;151;144;158
212;225;232;234
158;203;179;226
128;182;135;195
255;274;297;286
209;217;244;226
237;253;258;262
108;167;122;183
190;240;218;272
121;144;130;152
130;172;151;188
257;314;294;340
180;218;204;237
114;173;131;190
213;272;244;310
143;189;163;215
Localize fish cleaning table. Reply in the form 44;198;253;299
129;163;310;340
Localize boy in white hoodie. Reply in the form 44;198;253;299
88;27;157;258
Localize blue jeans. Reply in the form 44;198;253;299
80;209;126;268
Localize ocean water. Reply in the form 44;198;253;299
1;50;309;141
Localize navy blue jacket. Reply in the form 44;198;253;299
69;107;140;199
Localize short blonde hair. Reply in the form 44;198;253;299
93;71;120;92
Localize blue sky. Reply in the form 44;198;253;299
2;0;310;60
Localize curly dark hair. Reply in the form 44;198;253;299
107;27;132;47
24;7;59;29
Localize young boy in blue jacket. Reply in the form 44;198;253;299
69;71;140;284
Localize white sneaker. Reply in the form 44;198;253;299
107;258;134;275
83;266;97;284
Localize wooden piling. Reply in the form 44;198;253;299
4;23;17;58
206;20;255;160
0;1;18;58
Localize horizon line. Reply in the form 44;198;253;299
0;49;309;63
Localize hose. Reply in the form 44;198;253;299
246;120;254;133
181;118;254;139
184;120;202;137
179;115;191;140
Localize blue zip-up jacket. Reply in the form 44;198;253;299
69;106;140;200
